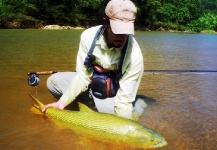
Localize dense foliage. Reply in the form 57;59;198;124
0;0;217;32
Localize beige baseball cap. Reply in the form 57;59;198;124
105;0;137;35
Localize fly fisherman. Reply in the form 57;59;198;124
42;0;145;121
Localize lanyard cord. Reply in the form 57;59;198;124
84;26;105;71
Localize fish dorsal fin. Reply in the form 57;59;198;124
77;102;93;112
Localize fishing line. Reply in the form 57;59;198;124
27;69;217;87
143;70;217;73
27;70;217;76
35;86;39;98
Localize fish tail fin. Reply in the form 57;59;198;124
28;94;44;112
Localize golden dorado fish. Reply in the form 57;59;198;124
29;94;167;149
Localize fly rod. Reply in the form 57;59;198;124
27;71;57;75
27;69;217;76
27;69;217;87
143;70;217;73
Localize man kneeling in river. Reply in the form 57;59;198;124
42;0;145;121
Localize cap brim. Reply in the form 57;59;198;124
110;19;134;35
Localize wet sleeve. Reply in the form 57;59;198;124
114;41;144;120
59;33;93;106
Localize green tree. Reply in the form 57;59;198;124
187;12;217;32
135;0;205;31
202;0;217;13
28;0;105;27
0;0;39;28
0;0;217;31
135;0;162;29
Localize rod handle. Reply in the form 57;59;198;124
27;71;56;75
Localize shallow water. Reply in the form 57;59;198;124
0;29;216;149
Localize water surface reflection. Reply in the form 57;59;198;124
0;30;216;149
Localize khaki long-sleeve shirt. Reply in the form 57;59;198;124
60;25;143;120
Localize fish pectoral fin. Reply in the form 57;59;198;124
77;102;93;112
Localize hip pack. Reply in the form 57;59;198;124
90;65;119;99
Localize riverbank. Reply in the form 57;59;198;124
43;25;85;30
41;25;217;34
1;23;216;34
141;26;217;34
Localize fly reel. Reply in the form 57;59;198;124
28;74;40;86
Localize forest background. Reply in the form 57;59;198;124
0;0;217;33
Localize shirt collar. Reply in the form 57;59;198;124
96;34;119;51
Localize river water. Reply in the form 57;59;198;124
0;29;216;149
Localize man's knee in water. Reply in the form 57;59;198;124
46;74;62;99
47;74;57;91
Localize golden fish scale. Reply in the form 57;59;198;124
45;107;148;142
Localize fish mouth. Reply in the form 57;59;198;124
154;140;168;147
